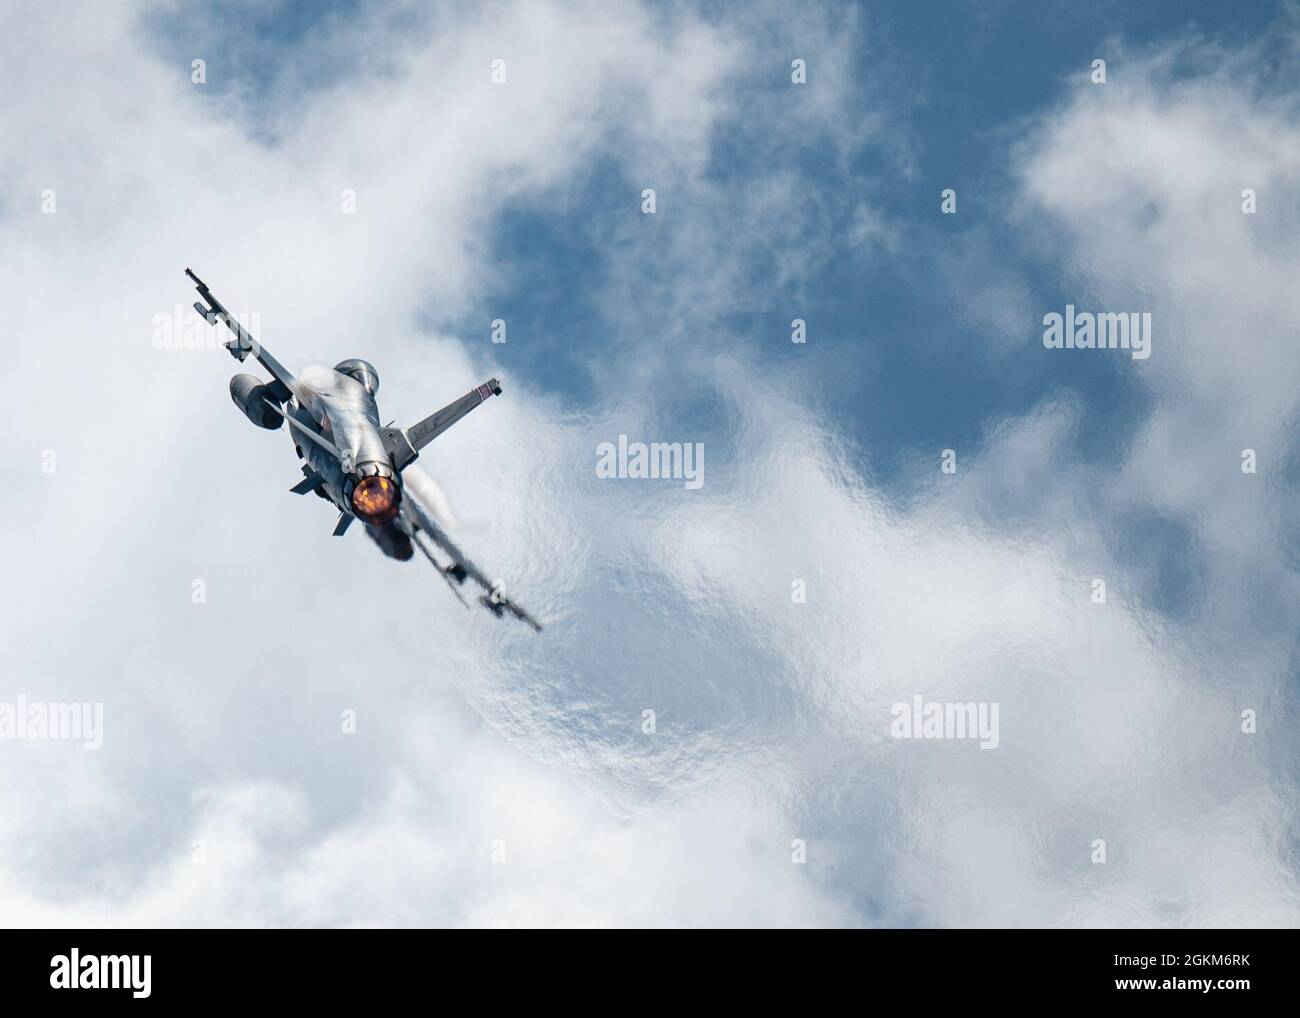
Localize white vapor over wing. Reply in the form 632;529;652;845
402;465;458;531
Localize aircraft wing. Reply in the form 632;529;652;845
382;378;502;470
187;268;295;402
401;484;543;632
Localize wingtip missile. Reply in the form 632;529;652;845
479;593;543;632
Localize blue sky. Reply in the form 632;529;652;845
138;0;1288;488
435;0;1292;478
2;0;1299;926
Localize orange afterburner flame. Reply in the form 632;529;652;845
351;475;400;524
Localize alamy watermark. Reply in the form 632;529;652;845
152;305;260;350
0;695;103;749
1043;304;1151;360
50;950;150;998
890;694;999;749
596;435;704;490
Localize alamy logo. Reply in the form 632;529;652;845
596;435;704;490
152;305;260;350
50;950;151;998
890;695;1000;749
0;695;102;749
1042;304;1151;360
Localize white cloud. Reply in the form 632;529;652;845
1014;38;1300;645
1;7;1296;928
0;0;861;929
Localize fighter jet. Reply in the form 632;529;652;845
187;268;542;631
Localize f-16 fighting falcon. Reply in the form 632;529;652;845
187;268;542;631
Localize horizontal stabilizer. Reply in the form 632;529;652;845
290;471;324;495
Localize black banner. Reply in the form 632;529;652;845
0;929;1291;1006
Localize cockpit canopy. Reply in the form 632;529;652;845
334;358;379;396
